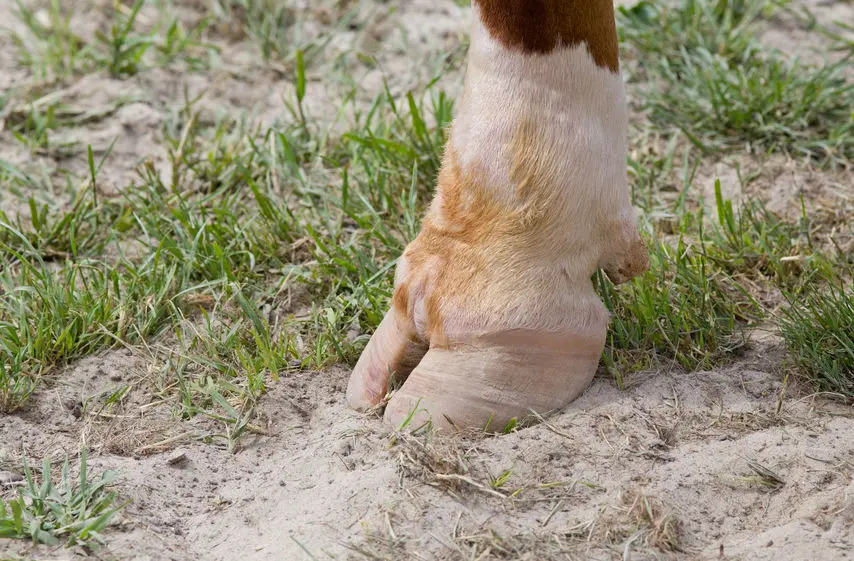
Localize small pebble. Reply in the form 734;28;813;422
166;450;188;467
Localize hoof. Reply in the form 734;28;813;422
346;309;427;411
381;329;605;434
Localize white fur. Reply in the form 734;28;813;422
448;4;636;281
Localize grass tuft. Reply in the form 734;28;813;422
597;232;761;377
703;178;834;291
0;449;125;547
619;0;769;67
618;0;854;165
648;52;854;162
0;228;181;412
9;0;216;80
779;282;854;397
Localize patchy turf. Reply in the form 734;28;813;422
1;0;853;559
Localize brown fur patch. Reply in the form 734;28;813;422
400;120;569;346
509;118;562;216
474;0;620;73
429;119;560;246
424;293;448;348
392;282;410;316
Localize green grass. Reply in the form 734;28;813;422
598;232;761;377
206;0;361;67
618;0;854;165
779;283;854;397
0;248;182;411
0;183;124;261
649;51;853;162
618;0;769;67
0;449;125;547
209;0;299;62
703;179;835;291
8;0;216;80
0;52;452;416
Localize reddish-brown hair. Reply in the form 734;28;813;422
474;0;620;73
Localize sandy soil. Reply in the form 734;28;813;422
2;1;854;560
3;351;854;560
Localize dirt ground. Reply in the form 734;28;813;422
2;1;854;560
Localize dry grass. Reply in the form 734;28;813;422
584;489;684;554
349;487;685;560
393;432;512;500
447;489;685;560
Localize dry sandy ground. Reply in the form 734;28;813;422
3;350;854;560
2;1;854;560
